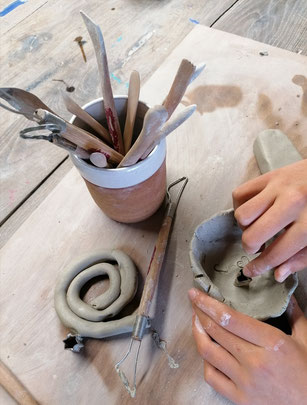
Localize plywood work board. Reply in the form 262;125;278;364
1;25;307;405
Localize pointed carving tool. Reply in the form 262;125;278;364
80;11;124;154
118;105;168;168
123;70;140;153
115;177;188;398
162;59;205;118
141;104;197;159
62;92;112;144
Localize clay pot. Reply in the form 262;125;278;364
70;97;166;223
190;209;298;320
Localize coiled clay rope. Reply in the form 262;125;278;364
54;249;138;338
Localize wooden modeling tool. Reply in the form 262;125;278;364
141;104;197;159
115;177;188;398
62;92;112;144
162;59;205;118
123;70;140;153
34;109;123;164
90;152;109;167
0;360;39;405
80;11;124;154
118;105;168;168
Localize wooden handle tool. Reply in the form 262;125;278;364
81;11;124;154
118;105;168;168
0;360;38;405
123;71;141;153
90;152;110;167
162;59;205;118
115;177;188;398
140;104;197;159
62;92;112;144
34;109;123;164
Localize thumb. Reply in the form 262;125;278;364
286;295;307;342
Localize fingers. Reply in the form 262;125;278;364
188;288;283;348
194;307;255;364
274;246;307;282
232;173;270;210
203;361;241;404
234;188;274;227
286;296;307;341
241;198;300;254
243;221;307;277
192;313;242;381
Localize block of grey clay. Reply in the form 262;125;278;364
253;129;302;173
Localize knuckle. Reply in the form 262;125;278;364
234;208;248;226
241;231;259;253
247;353;269;375
287;188;307;208
232;188;242;202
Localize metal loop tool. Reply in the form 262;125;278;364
115;176;188;398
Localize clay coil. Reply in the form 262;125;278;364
54;250;138;338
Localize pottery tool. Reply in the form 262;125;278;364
118;105;168;168
0;87;122;163
162;60;205;118
20;124;90;160
123;70;141;153
0;360;38;405
0;87;54;120
33;109;123;164
115;177;188;398
140;104;197;159
62;92;112;144
54;250;139;351
81;11;124;154
90;152;110;167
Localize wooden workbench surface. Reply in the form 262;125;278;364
0;1;307;404
1;0;307;246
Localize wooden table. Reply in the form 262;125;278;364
1;1;307;404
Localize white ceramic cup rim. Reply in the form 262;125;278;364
70;97;166;189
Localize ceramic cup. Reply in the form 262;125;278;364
70;97;166;223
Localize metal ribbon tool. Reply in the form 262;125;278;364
115;176;188;398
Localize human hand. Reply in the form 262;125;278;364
232;159;307;282
188;288;307;405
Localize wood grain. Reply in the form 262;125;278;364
2;0;307;242
215;0;307;55
1;26;306;404
0;360;38;405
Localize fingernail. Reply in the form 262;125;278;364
243;265;252;277
188;288;198;301
194;315;206;334
275;265;291;283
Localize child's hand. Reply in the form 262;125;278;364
232;159;307;282
189;288;307;405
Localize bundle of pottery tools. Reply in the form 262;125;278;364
0;11;205;169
